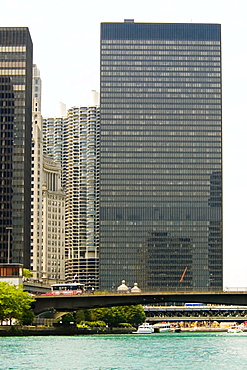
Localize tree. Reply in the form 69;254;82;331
21;308;35;325
94;307;127;327
0;282;35;325
75;309;93;323
22;268;33;278
75;305;146;328
124;305;146;327
61;313;75;324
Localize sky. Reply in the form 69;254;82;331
1;0;246;288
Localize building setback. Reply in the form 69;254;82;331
0;28;33;267
99;21;222;291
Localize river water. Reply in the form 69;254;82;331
1;332;247;369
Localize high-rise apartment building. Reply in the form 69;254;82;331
64;105;100;289
100;21;222;291
43;99;100;289
0;28;33;267
43;117;65;167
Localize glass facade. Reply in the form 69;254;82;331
0;28;33;267
100;22;222;291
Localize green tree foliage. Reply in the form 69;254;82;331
75;308;93;323
78;320;106;328
0;282;35;325
21;308;35;325
95;307;126;327
75;305;146;328
61;313;75;323
124;305;146;327
22;268;33;278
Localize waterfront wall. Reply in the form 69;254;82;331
0;326;133;336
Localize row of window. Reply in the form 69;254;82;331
102;131;221;137
102;59;220;67
101;67;221;74
102;84;220;91
102;107;221;114
101;167;221;176
102;45;220;53
102;40;220;46
46;248;62;255
102;88;221;94
0;69;25;75
47;200;64;206
0;46;26;52
101;114;221;121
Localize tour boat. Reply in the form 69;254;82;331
227;325;243;333
170;326;181;333
132;323;154;334
153;322;171;332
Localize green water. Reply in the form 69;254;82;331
1;332;247;369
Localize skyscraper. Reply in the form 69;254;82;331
64;105;100;289
0;28;33;267
43;116;65;168
100;21;222;291
31;65;65;282
31;64;43;279
43;98;100;289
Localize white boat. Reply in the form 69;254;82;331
170;326;181;333
159;326;171;332
153;323;171;332
132;323;154;334
227;325;243;333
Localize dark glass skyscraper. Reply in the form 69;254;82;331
100;21;222;291
0;28;33;267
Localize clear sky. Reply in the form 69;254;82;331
1;0;246;288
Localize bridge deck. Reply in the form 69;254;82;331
144;305;247;322
32;292;247;315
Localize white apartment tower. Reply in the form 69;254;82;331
43;96;100;289
64;105;100;289
43;117;65;165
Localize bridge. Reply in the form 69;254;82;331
32;291;247;315
144;305;247;323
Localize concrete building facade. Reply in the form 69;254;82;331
64;105;100;289
41;155;65;281
31;65;65;282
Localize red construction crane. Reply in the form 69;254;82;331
179;266;188;282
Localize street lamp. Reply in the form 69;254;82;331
6;227;13;264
